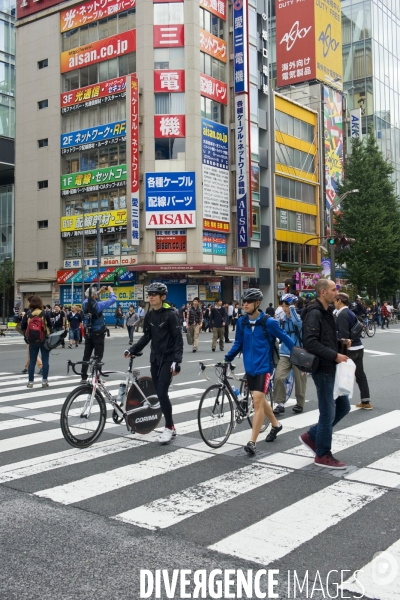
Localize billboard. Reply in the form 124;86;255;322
200;73;227;105
154;115;185;138
276;0;342;90
200;30;227;63
324;86;343;220
61;165;127;195
200;0;226;21
153;25;184;47
129;76;140;246
61;0;136;32
17;0;62;19
60;210;127;233
350;108;362;140
233;0;248;94
202;118;230;232
235;96;249;248
154;70;185;93
156;230;187;253
61;121;126;154
61;77;126;113
60;31;136;73
145;172;196;229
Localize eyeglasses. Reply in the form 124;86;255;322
147;292;160;297
242;301;254;305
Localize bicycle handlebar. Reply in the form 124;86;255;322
198;361;237;381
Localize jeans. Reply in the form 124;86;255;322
127;325;135;344
28;344;49;382
150;361;173;427
308;370;350;457
347;348;370;400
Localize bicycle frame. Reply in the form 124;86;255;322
199;362;247;419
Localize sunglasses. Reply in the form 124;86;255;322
148;292;160;297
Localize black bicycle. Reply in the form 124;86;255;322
197;362;272;448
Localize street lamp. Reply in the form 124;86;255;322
2;256;11;325
330;189;359;282
74;205;86;303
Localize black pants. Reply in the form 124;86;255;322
347;348;370;400
150;361;173;428
81;331;105;379
224;322;230;341
54;327;65;347
382;317;389;328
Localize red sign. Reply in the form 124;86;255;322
61;0;136;32
200;73;227;105
56;270;78;284
154;24;184;48
203;218;230;233
60;30;136;73
154;70;185;93
276;0;316;87
200;0;226;21
130;76;140;246
17;0;62;19
154;0;183;2
156;232;187;253
154;115;185;138
200;29;227;63
60;77;127;113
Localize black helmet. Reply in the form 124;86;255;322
241;288;263;302
147;282;168;295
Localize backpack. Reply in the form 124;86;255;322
241;315;280;368
25;312;46;345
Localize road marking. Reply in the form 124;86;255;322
0;377;85;394
363;349;395;356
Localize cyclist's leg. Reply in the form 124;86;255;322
248;374;279;443
293;364;307;408
150;361;174;428
81;337;95;380
272;356;292;406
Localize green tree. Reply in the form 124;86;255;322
0;260;14;318
334;130;400;299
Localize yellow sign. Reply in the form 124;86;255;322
99;287;135;302
60;210;127;232
314;0;343;90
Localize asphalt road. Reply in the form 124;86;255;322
0;325;399;600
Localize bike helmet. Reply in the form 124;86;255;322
281;293;298;304
241;288;263;302
147;282;168;295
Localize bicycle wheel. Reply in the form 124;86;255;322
60;385;107;448
198;384;234;448
366;321;376;337
361;326;366;338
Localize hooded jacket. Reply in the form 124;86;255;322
302;300;338;373
129;302;183;364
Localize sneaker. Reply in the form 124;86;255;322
314;451;346;470
21;369;28;374
244;441;256;456
265;423;283;442
42;381;49;388
192;348;197;353
159;427;175;444
212;348;216;352
27;383;33;388
299;432;317;456
273;404;285;415
356;402;373;410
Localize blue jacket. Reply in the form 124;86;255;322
82;292;116;332
279;306;303;356
225;310;295;375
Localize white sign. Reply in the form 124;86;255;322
202;165;230;223
350;108;362;140
145;211;196;229
186;285;199;302
134;284;144;300
63;259;82;269
199;285;206;302
101;256;137;266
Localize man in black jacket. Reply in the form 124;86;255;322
299;279;350;469
125;282;183;444
210;299;227;351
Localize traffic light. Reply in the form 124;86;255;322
113;274;120;287
327;235;356;248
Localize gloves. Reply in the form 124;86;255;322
124;350;131;357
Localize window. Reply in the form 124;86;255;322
200;52;225;81
277;242;317;265
37;262;48;270
62;53;136;91
276;143;315;174
38;59;48;69
38;180;48;189
276;111;314;143
200;96;223;123
38;138;48;148
276;209;316;234
155;138;185;160
38;220;48;229
38;99;48;109
199;8;224;39
275;176;315;204
154;3;184;24
155;93;185;114
62;10;136;51
154;48;184;69
64;145;126;173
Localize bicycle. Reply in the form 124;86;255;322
361;315;376;338
197;361;272;449
60;354;162;448
388;312;399;325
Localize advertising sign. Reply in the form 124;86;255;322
200;0;226;20
153;25;184;48
61;77;126;113
154;70;185;93
129;76;140;246
61;0;136;32
202;118;230;232
200;73;227;105
315;0;342;90
61;209;127;232
61;121;126;154
186;285;199;302
60;31;136;73
61;165;127;195
202;231;227;255
235;96;249;248
233;0;247;93
154;115;185;138
156;230;187;253
324;86;343;219
145;172;196;229
17;0;61;19
200;29;227;63
350;108;362;140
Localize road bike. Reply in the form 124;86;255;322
388;311;399;325
361;315;376;338
60;354;162;448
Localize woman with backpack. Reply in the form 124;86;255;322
21;295;52;388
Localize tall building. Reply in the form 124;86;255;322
14;0;275;315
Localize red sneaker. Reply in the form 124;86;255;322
299;432;317;456
314;452;346;470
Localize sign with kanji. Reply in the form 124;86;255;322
154;115;185;138
233;0;248;93
200;29;227;63
156;230;187;253
60;31;136;73
61;165;127;195
60;0;136;32
200;0;226;21
145;172;196;229
235;96;249;248
200;73;227;105
130;76;140;246
60;77;127;113
60;209;127;233
154;70;185;93
17;0;62;19
202;118;230;232
60;121;126;153
153;24;184;48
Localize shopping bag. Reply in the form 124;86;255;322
186;330;193;345
333;359;356;399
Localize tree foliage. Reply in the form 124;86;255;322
0;260;14;291
335;130;400;299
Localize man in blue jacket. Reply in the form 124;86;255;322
225;288;295;456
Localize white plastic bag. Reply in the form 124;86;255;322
333;359;356;399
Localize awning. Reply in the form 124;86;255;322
127;264;256;276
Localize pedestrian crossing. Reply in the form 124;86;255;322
0;371;399;598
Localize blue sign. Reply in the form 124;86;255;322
201;118;229;170
233;1;247;94
145;172;196;212
61;121;126;154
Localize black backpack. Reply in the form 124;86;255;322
241;315;280;367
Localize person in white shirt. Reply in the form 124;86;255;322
135;305;145;332
275;300;285;322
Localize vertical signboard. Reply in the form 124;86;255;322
130;76;140;246
324;86;343;221
201;118;230;232
314;0;342;89
235;96;249;248
350;108;362;140
233;0;248;94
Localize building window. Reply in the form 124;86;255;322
38;99;48;109
277;241;317;265
62;53;136;91
276;143;315;174
200;52;225;82
38;138;48;148
154;48;184;70
276;208;316;234
62;10;136;51
38;220;48;229
38;180;48;189
155;138;185;160
155;93;185;114
199;7;224;39
38;59;48;69
200;96;223;124
276;110;315;143
154;3;184;24
276;175;316;204
37;262;48;270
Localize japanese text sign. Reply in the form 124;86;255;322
235;96;249;248
145;172;196;229
154;70;185;93
60;210;127;232
60;30;136;73
61;77;126;113
200;29;227;63
130;76;140;246
154;115;185;138
61;165;127;195
153;24;184;48
314;0;342;90
200;0;226;21
61;0;136;32
233;0;247;93
156;230;187;253
17;0;61;19
61;121;126;154
200;73;227;105
202;118;230;232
